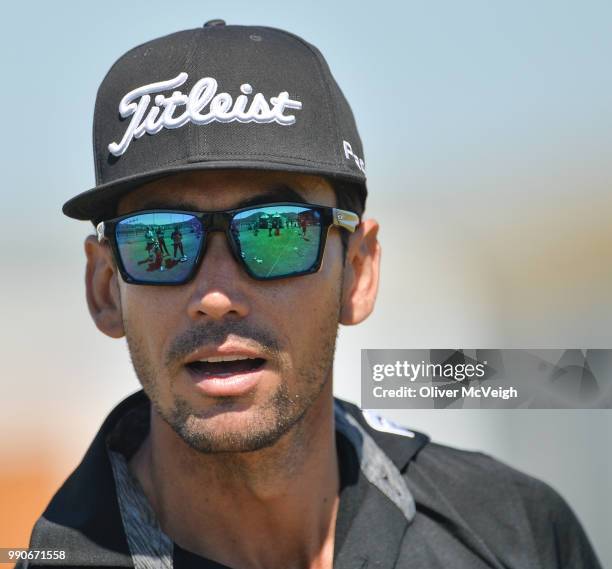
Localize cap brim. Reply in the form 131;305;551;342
63;160;367;221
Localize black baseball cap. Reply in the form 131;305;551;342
62;20;368;221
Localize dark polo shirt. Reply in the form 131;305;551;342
20;390;602;568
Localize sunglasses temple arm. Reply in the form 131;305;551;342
332;208;359;233
96;221;106;243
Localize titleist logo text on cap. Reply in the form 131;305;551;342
108;72;303;157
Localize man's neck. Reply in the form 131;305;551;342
129;389;340;569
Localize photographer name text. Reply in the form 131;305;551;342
372;384;518;400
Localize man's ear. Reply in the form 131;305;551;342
84;235;125;338
339;218;381;325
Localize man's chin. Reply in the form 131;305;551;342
165;394;302;454
172;416;293;454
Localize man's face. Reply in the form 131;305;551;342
111;170;348;453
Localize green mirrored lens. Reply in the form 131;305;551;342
231;205;322;278
115;212;203;283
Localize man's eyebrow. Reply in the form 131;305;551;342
132;185;309;212
238;186;307;208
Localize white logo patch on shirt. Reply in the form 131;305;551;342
361;409;415;438
108;72;303;157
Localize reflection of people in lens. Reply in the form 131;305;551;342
145;227;157;261
272;214;281;236
156;227;169;256
171;226;187;261
154;243;164;271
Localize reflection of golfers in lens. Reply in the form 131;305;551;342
145;227;157;261
154;242;165;271
156;227;169;256
171;226;187;261
272;214;281;236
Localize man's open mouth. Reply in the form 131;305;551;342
185;355;266;378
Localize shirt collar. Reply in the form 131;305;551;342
106;395;417;569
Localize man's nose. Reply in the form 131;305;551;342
186;232;251;320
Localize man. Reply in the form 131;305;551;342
156;227;170;256
22;21;601;569
171;224;187;262
144;226;158;262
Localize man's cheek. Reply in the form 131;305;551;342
123;297;166;357
321;233;344;274
291;287;339;349
124;290;181;331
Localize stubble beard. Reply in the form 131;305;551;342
123;286;342;454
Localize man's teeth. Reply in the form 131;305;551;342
198;355;253;363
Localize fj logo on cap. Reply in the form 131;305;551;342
343;141;366;173
108;72;303;157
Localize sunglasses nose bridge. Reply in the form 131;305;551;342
202;212;231;233
194;212;245;277
198;211;241;261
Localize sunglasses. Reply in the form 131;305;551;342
96;202;360;285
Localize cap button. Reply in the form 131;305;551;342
203;19;226;27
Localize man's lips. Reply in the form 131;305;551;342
185;356;266;378
182;346;269;396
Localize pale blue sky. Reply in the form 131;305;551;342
2;0;611;225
